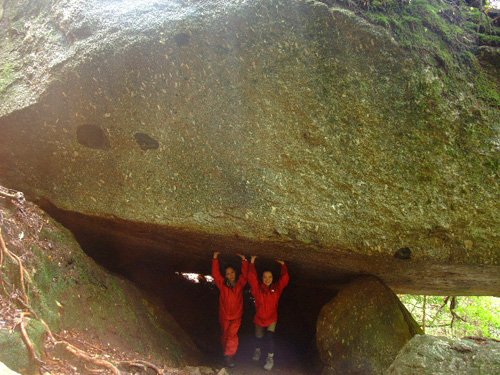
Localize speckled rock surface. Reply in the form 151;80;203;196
385;335;500;375
0;0;498;294
316;276;423;374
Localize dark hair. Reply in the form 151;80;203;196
224;265;236;273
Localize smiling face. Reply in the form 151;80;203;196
225;267;236;283
262;271;273;286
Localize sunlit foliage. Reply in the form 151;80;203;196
400;295;500;338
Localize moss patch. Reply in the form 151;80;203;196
32;222;196;363
0;200;199;371
0;320;45;374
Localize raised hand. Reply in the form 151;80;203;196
236;253;246;261
250;255;257;264
276;259;285;265
213;251;220;259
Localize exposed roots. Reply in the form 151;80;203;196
53;341;121;375
119;360;163;374
0;186;25;203
0;225;31;305
16;312;44;366
0;188;165;374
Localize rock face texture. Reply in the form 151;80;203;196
0;198;200;372
316;276;423;374
0;0;498;294
385;335;500;375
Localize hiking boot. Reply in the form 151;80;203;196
224;355;236;368
252;348;261;361
264;353;274;371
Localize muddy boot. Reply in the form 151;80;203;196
224;355;236;368
252;348;261;361
264;353;274;371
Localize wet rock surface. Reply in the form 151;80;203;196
385;335;500;375
0;0;498;295
316;276;423;375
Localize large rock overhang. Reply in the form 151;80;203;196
0;0;498;295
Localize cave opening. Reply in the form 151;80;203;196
73;231;335;372
41;201;337;372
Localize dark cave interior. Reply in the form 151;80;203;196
40;201;338;371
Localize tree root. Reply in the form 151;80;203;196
119;359;163;374
3;223;121;374
0;191;166;374
53;341;121;375
0;186;25;203
16;312;44;367
0;226;31;304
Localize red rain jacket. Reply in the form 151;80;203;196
212;258;248;321
248;263;289;327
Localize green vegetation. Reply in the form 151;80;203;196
359;0;499;92
478;33;500;47
400;295;500;338
361;0;500;127
361;0;470;67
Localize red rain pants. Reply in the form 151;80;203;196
220;318;242;356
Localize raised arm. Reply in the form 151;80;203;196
236;253;248;287
276;260;290;294
247;256;260;293
211;252;224;289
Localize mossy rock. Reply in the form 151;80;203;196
0;200;200;369
0;320;45;373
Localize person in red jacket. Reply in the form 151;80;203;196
248;255;289;371
212;251;248;368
